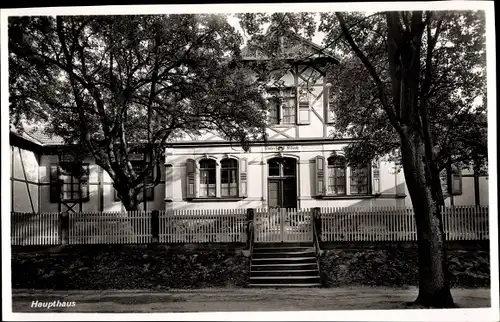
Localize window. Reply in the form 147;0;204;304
50;162;89;202
113;160;154;201
267;87;297;125
269;159;280;176
268;99;279;125
199;159;216;197
297;86;310;125
132;161;154;201
185;157;248;199
449;168;463;195
327;155;346;195
268;158;296;177
350;165;370;195
281;88;296;124
221;159;238;197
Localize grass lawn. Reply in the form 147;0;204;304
11;287;491;313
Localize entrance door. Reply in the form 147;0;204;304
268;179;297;209
267;157;297;209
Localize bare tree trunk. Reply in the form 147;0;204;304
400;132;455;308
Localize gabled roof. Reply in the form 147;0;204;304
241;32;340;64
10;124;65;146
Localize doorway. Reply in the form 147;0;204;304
267;157;297;209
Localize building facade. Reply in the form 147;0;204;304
9;35;488;213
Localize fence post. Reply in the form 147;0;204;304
151;210;159;244
313;207;322;243
246;208;255;249
59;212;69;245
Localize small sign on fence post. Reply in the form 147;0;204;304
151;210;160;244
59;212;69;245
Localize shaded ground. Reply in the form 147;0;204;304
12;287;491;313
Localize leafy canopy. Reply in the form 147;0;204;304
9;14;268;208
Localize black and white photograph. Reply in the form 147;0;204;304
1;2;498;321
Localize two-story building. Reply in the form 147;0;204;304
9;34;488;214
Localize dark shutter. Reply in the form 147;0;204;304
372;160;380;194
239;158;248;197
186;159;196;198
49;164;60;203
315;156;325;196
449;169;463;195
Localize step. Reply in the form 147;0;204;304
252;251;316;259
252;246;315;253
251;257;316;265
253;242;314;248
248;283;322;288
250;269;319;277
249;276;321;284
251;263;318;271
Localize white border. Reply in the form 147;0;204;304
1;2;498;321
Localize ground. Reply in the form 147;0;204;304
11;287;491;313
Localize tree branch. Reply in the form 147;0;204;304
336;12;403;135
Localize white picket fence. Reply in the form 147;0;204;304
254;208;313;242
159;209;247;243
68;211;152;245
10;206;489;246
10;212;60;246
320;206;489;242
10;209;247;245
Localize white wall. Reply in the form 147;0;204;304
11;146;39;213
166;142;409;211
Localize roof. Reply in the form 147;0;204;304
10;123;65;146
241;32;340;64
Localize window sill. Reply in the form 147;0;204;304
268;124;296;128
316;194;377;200
185;197;246;202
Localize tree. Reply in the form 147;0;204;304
239;11;487;308
9;14;268;210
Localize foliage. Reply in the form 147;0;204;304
319;248;490;288
319;11;487;171
9;14;268;209
238;11;487;172
11;246;250;289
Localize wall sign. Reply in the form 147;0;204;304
264;145;301;152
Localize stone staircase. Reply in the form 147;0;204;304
249;242;321;287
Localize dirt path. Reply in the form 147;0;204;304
12;287;491;313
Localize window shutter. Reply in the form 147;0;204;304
297;87;310;125
298;101;310;124
49;164;60;203
325;86;336;124
372;160;380;194
186;159;196;198
449;169;463;195
439;170;449;199
315;156;325;196
239;158;248;197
